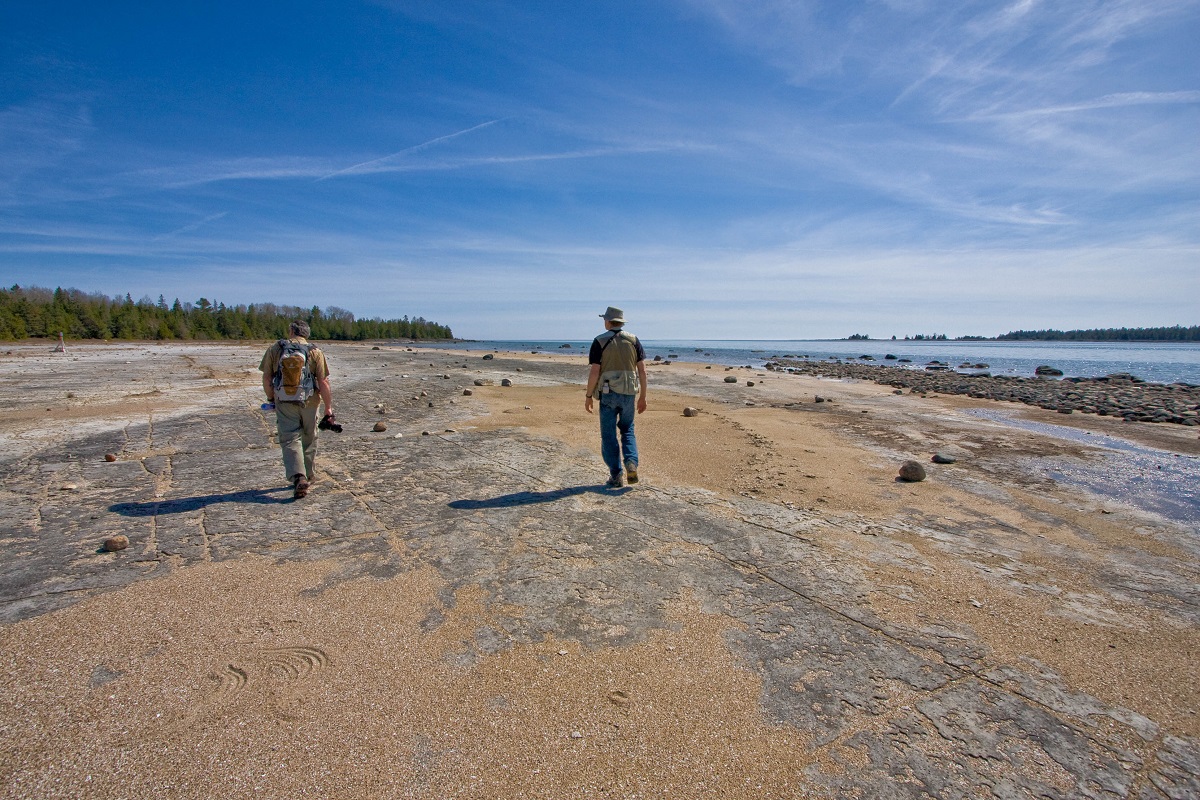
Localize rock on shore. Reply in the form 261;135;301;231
765;361;1200;426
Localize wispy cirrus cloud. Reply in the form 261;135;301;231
678;0;1199;230
109;128;685;193
899;1;1200;118
0;100;94;202
965;90;1200;121
127;157;336;189
685;0;1198;113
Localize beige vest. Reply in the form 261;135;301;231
594;329;640;397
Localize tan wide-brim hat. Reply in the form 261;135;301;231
600;306;625;323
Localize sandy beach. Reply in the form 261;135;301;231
1;340;1197;798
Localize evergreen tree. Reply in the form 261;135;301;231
0;285;453;342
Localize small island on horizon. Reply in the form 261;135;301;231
846;325;1200;343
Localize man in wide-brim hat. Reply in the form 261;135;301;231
585;306;648;488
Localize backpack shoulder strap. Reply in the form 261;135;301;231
278;338;312;355
598;329;626;353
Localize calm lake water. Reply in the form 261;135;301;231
416;339;1200;386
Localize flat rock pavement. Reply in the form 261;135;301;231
1;342;1197;798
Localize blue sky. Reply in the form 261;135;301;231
2;1;1197;340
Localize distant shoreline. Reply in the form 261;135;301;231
845;325;1200;343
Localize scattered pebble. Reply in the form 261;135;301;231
104;453;117;462
932;452;957;464
101;535;129;552
373;422;388;432
898;461;927;482
683;407;699;417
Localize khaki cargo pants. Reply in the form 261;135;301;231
275;401;319;481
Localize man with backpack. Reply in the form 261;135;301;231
585;306;648;488
259;320;335;499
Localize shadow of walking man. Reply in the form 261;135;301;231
109;487;291;516
448;484;628;510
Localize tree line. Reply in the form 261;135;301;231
0;286;453;342
995;326;1199;342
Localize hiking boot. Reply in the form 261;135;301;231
625;462;638;484
606;473;624;489
293;475;310;499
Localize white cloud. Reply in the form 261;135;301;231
966;90;1200;121
0;100;93;202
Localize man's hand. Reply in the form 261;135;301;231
637;396;647;414
585;396;594;414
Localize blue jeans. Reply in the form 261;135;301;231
599;392;638;477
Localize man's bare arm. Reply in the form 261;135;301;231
316;376;333;414
636;360;648;413
584;363;601;412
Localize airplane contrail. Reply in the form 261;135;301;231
152;211;230;240
318;119;504;180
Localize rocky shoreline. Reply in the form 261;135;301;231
766;358;1200;426
3;342;1200;797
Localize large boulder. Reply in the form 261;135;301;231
898;461;927;482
